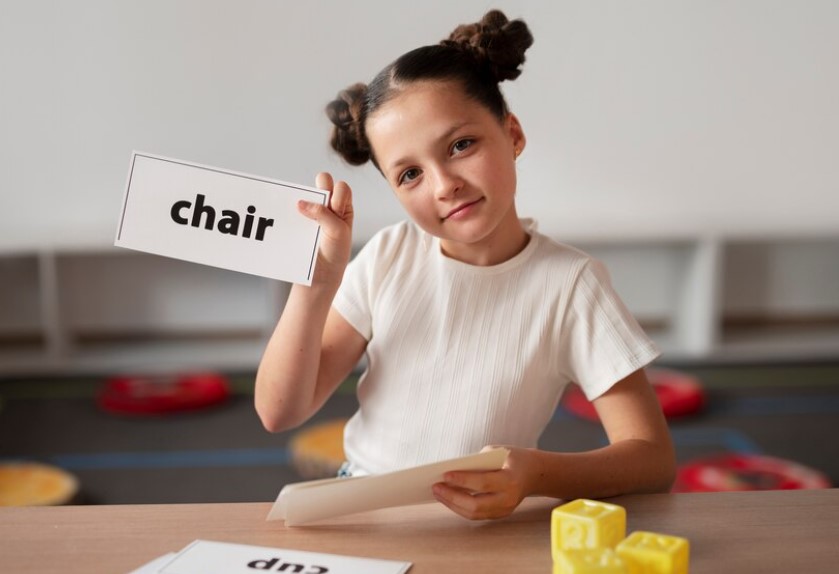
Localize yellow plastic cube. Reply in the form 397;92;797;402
551;499;627;559
616;531;690;574
553;548;629;574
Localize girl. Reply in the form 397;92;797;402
255;10;675;520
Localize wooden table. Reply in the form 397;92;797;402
1;489;838;573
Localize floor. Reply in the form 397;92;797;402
1;362;838;505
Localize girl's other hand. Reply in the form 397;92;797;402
298;172;354;285
431;446;535;520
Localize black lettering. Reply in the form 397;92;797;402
170;200;191;225
242;205;257;238
277;563;305;573
218;210;241;235
255;217;274;241
172;194;272;240
247;557;279;570
191;193;215;230
307;567;329;574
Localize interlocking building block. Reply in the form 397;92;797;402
551;499;627;559
553;548;632;574
616;531;689;574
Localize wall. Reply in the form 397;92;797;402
1;1;838;372
2;0;837;248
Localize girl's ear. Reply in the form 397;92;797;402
506;113;527;157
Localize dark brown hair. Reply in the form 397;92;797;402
325;10;533;167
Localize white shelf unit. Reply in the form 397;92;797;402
577;234;839;363
715;236;839;361
574;237;723;361
1;234;837;375
0;246;289;376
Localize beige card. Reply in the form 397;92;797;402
268;448;510;526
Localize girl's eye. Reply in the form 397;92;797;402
452;138;474;154
399;168;421;185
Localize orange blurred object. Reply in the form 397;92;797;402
0;462;80;506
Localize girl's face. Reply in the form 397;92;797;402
365;80;527;266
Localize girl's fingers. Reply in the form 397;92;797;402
432;483;512;520
296;201;343;238
315;172;334;194
296;199;327;222
308;172;353;224
442;469;504;494
298;172;336;224
299;173;353;229
330;179;354;222
298;172;354;275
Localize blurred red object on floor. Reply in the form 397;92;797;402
97;373;230;415
673;453;831;492
561;368;707;421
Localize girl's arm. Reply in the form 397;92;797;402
254;173;367;433
432;368;676;520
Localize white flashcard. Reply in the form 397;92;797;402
115;152;327;285
268;448;510;526
126;552;177;573
157;540;411;574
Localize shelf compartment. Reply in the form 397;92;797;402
0;254;43;338
55;251;274;334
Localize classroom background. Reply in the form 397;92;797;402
1;0;838;505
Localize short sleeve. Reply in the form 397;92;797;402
332;223;409;341
333;241;376;341
560;259;661;401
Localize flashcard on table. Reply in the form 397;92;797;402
268;448;510;526
155;540;411;574
126;552;177;573
115;152;327;285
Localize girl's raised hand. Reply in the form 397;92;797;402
298;172;354;286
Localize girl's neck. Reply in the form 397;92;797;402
438;214;530;267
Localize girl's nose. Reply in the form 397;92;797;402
431;165;463;200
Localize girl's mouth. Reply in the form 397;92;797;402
443;198;484;220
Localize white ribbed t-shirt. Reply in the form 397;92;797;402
333;219;660;475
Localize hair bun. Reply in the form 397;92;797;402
443;9;533;82
325;82;372;165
